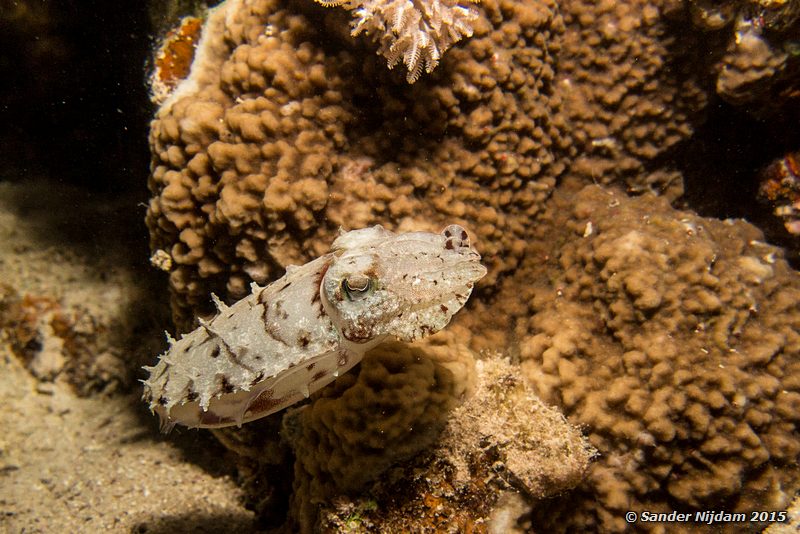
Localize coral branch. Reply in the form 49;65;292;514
315;0;480;83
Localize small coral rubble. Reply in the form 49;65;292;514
0;281;135;397
521;185;800;532
758;150;800;235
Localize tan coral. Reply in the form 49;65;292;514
282;340;468;532
519;184;800;532
435;356;595;498
146;0;569;331
556;0;707;199
145;0;721;337
291;342;593;533
681;0;800;117
716;25;788;106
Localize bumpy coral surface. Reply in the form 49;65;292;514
682;0;800;118
146;0;569;330
285;341;593;533
282;340;466;532
557;0;707;199
146;0;724;332
434;356;594;499
520;184;800;532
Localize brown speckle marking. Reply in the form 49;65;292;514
364;262;378;280
312;370;328;383
298;333;311;348
245;389;288;416
250;371;265;386
440;304;449;313
306;362;316;371
274;299;282;311
210;346;221;358
264;320;288;346
343;324;371;342
220;376;235;394
445;239;455;250
311;262;330;305
198;410;236;426
274;300;289;320
261;301;269;324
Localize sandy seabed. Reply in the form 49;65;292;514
0;180;255;533
0;352;255;533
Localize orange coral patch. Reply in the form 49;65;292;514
154;16;203;90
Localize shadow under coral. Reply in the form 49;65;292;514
131;511;257;534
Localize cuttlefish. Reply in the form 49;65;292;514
142;224;486;432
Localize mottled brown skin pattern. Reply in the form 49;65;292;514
143;224;485;431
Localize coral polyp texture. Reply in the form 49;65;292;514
520;185;800;532
556;0;707;199
283;341;464;531
284;341;594;532
144;0;730;333
683;0;800;118
146;0;571;331
313;0;481;83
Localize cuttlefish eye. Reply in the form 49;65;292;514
342;275;373;301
